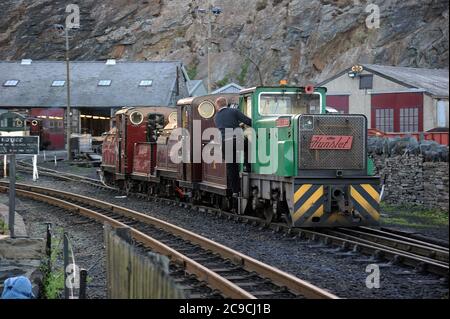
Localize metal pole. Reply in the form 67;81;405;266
45;223;52;270
3;155;7;177
79;269;87;299
8;154;15;238
65;27;72;161
63;232;69;299
207;0;212;93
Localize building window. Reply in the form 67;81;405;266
51;80;65;87
400;108;419;132
139;80;153;87
375;108;394;132
359;74;373;90
98;80;112;86
3;80;19;87
326;95;349;113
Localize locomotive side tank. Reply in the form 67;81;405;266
176;94;239;208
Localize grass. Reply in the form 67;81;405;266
237;59;250;86
0;218;8;235
380;203;449;229
43;270;65;299
67;164;92;173
40;229;65;299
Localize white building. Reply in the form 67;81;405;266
318;64;449;133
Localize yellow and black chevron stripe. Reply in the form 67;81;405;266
293;184;325;225
349;184;380;222
292;183;380;227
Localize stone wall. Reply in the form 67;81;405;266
373;154;449;212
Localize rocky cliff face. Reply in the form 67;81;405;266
0;0;448;88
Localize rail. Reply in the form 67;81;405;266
0;181;338;299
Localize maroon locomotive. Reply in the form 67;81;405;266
100;94;238;209
101;106;177;193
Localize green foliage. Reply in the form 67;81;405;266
43;270;65;299
186;64;198;80
216;75;230;88
237;60;250;86
40;230;65;299
0;218;8;235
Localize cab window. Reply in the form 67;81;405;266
243;96;252;118
259;93;321;116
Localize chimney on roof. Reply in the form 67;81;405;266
106;59;116;65
21;59;32;65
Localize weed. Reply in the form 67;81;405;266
381;203;449;228
0;218;8;235
237;59;250;86
40;229;65;299
43;270;65;299
216;75;230;88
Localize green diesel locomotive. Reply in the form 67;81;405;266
237;85;380;227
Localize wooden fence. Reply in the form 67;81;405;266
104;226;185;299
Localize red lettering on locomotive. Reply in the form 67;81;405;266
309;135;353;150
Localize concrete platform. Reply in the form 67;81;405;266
0;203;44;298
0;203;27;237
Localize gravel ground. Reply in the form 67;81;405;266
14;169;449;299
36;161;100;180
0;193;106;299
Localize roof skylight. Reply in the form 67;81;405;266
139;80;153;87
98;80;112;86
3;80;19;87
51;80;66;87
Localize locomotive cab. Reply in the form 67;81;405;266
101;107;173;191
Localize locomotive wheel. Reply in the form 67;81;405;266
220;196;232;213
277;201;292;226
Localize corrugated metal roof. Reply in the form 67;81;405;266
0;61;188;108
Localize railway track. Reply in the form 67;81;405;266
14;162;450;278
16;162;110;189
0;181;337;299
